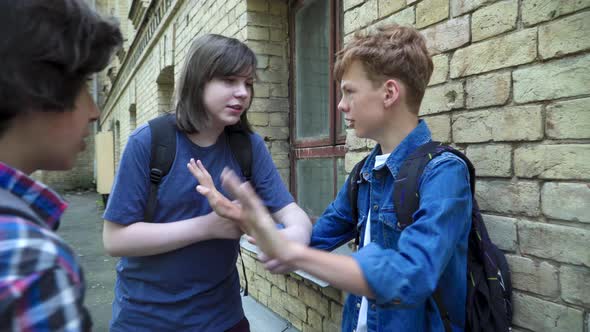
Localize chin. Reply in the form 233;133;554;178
353;128;367;138
47;154;78;171
41;162;74;172
223;117;241;126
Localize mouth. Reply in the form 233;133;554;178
345;118;355;128
80;133;90;150
227;104;244;113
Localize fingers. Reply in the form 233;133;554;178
196;160;210;176
245;235;257;245
221;168;263;211
268;263;294;275
187;159;214;186
189;159;219;202
187;158;201;179
263;258;281;270
220;168;246;202
196;185;211;196
258;251;290;273
257;251;270;262
263;259;293;274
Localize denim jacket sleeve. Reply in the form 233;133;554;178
352;153;472;307
310;177;357;251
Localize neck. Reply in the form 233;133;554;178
186;124;225;147
375;109;419;155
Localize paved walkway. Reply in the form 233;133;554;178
58;191;298;332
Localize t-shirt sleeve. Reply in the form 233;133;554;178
249;134;294;213
102;127;151;225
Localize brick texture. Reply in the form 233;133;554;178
97;1;590;330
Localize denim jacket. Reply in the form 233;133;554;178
311;121;472;332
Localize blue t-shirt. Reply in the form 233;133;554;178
103;124;293;331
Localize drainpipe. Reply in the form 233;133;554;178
91;0;99;184
92;0;99;109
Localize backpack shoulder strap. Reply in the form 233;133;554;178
145;114;177;223
394;142;476;332
225;127;253;181
348;155;368;247
393;141;476;229
0;188;46;226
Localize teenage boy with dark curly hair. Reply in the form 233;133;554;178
0;1;122;330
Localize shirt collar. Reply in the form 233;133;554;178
361;119;432;177
0;162;67;230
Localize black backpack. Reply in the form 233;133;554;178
348;141;512;332
146;113;252;295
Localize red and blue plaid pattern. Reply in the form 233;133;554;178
0;162;91;331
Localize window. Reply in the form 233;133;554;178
156;66;174;115
290;0;344;218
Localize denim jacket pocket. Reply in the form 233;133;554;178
380;207;402;248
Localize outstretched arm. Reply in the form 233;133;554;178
220;168;374;298
188;159;312;273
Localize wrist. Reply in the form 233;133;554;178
195;212;219;238
282;241;306;266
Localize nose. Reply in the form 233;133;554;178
337;97;348;113
89;100;100;122
234;83;249;99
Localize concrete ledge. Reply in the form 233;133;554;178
240;236;354;288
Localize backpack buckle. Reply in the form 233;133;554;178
149;168;163;184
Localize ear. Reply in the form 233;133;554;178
383;79;401;108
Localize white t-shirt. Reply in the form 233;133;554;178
356;153;390;332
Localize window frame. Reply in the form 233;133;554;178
288;0;345;211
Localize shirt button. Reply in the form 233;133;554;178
373;204;379;212
371;304;376;310
356;302;361;308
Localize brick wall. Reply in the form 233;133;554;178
98;0;590;331
245;0;292;185
239;241;345;332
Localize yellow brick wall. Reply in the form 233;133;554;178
239;245;344;332
98;0;590;331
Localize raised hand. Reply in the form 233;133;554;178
187;158;242;220
221;168;289;260
247;235;296;274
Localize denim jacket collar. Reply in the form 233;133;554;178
360;119;432;179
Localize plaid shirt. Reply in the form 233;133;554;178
0;162;91;331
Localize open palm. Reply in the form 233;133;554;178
220;168;287;260
187;158;243;220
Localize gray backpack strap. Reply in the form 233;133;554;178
0;188;46;226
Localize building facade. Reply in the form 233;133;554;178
97;0;590;331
